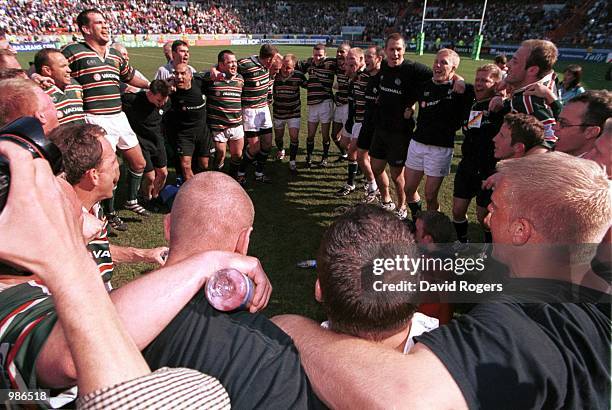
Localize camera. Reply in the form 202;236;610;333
0;117;63;212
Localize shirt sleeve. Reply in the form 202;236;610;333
119;55;136;83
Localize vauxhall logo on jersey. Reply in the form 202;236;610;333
92;249;111;259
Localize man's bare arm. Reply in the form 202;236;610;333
110;244;168;265
272;314;468;409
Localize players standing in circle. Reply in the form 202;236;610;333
203;50;245;177
452;64;504;244
335;47;366;196
404;48;472;219
62;8;151;230
368;33;432;218
272;54;307;175
34;48;85;125
235;44;280;184
298;44;338;168
357;45;384;203
155;40;195;80
165;63;215;180
330;42;351;165
122;79;171;208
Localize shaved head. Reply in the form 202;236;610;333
169;172;254;257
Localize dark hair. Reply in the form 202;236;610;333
503;113;545;151
172;40;188;53
34;48;61;73
48;123;104;185
563;64;583;90
217;49;234;63
385;32;405;48
494;54;507;65
0;68;26;80
568;90;612;130
313;43;326;52
368;45;384;58
76;9;103;31
317;204;420;341
416;211;453;243
149;79;171;97
522;39;558;79
259;44;278;59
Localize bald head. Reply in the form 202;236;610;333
169;172;254;258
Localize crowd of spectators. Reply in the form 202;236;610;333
0;0;610;47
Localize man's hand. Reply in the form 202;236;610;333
199;251;272;313
210;66;224;81
403;106;414;119
145;246;170;266
488;96;505;112
482;173;501;190
31;73;55;88
524;83;557;105
451;74;465;94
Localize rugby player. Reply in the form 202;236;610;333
335;47;367;196
492;112;548;160
62;9;151;229
34;48;85;125
490;39;558;147
329;42;351;165
166;63;215;180
202;50;245;177
235;44;280;184
369;33;432;218
122;79;171;205
298;43;338;167
452;64;504;243
272;54;307;175
154;39;195;80
356;45;384;203
404;48;472;218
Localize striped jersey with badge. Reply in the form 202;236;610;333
334;69;350;106
201;72;244;132
237;56;270;110
272;70;307;120
349;69;370;124
0;280;57;394
298;57;337;105
86;204;114;283
45;78;85;125
62;42;135;115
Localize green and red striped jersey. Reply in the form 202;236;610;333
201;72;244;131
272;70;307;120
62;42;135;115
44;78;85;125
298;57;337;105
238;56;270;110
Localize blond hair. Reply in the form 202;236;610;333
496;152;612;245
476;63;503;82
437;48;460;67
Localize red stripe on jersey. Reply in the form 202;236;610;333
523;95;534;114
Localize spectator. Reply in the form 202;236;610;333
559;64;586;105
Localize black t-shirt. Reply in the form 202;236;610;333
375;59;432;133
416;279;611;409
166;76;208;139
122;91;169;148
359;71;381;141
460;97;503;177
412;81;474;148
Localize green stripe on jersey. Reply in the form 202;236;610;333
62;42;135;115
350;69;370;123
45;78;85;125
238;56;270;110
273;70;306;120
335;71;350;106
201;72;244;131
298;57;337;105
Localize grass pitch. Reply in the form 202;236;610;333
16;46;610;319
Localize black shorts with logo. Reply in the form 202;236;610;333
169;127;215;158
137;136;167;173
453;159;493;208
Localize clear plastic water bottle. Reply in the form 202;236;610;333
296;259;317;269
205;268;254;311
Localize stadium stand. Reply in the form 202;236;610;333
0;0;610;47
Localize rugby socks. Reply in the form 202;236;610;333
483;229;492;243
407;200;422;221
275;137;284;152
255;150;269;174
102;187;117;214
347;161;358;186
127;169;143;202
322;141;331;159
289;141;299;162
239;150;254;174
453;219;469;243
366;179;378;193
229;158;241;177
306;140;315;160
